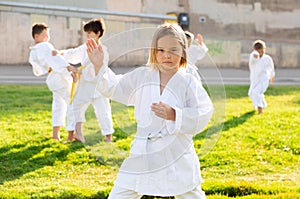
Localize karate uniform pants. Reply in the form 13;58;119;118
72;96;114;136
52;88;75;131
47;71;75;131
249;80;269;109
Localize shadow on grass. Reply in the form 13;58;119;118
204;183;269;197
0;138;84;185
294;98;300;105
83;121;137;145
195;110;255;140
224;85;300;99
83;127;133;167
266;86;300;97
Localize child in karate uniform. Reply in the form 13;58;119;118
184;31;208;81
185;31;208;65
86;23;213;198
54;18;114;143
29;23;78;141
248;40;275;114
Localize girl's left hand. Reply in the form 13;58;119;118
151;101;175;121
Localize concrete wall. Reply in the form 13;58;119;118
186;0;300;67
188;0;300;41
0;0;161;66
0;0;300;68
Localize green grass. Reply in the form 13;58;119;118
0;84;299;198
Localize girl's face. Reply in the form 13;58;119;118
85;31;100;43
35;29;50;43
156;35;183;73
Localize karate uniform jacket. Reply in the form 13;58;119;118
88;59;214;196
29;42;72;92
186;43;208;82
62;44;109;101
188;43;208;66
248;51;275;99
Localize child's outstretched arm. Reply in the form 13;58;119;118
86;38;104;75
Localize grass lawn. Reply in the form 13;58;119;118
0;84;299;198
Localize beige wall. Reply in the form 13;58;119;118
0;0;299;67
10;0;107;9
188;0;300;43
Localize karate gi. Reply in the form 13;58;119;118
248;51;275;109
186;43;208;82
62;44;114;136
29;42;75;130
88;58;213;197
188;43;208;66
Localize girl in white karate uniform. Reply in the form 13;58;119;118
248;40;275;114
57;18;114;143
29;23;77;141
86;23;214;198
184;31;208;81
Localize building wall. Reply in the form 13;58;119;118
0;0;161;66
187;0;300;67
0;0;299;67
189;0;300;42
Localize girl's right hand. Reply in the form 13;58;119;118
86;38;104;75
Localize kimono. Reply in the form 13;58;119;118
29;42;74;130
89;60;213;196
187;42;208;66
186;63;201;82
62;44;114;135
248;51;275;108
186;43;208;81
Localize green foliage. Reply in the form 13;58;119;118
0;84;300;198
207;42;224;56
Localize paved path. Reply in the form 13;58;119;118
0;65;300;85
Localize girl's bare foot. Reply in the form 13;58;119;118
258;107;263;114
52;136;61;141
74;133;85;143
53;128;61;141
67;131;75;142
105;134;112;143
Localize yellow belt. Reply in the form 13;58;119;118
70;65;87;104
48;67;52;74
